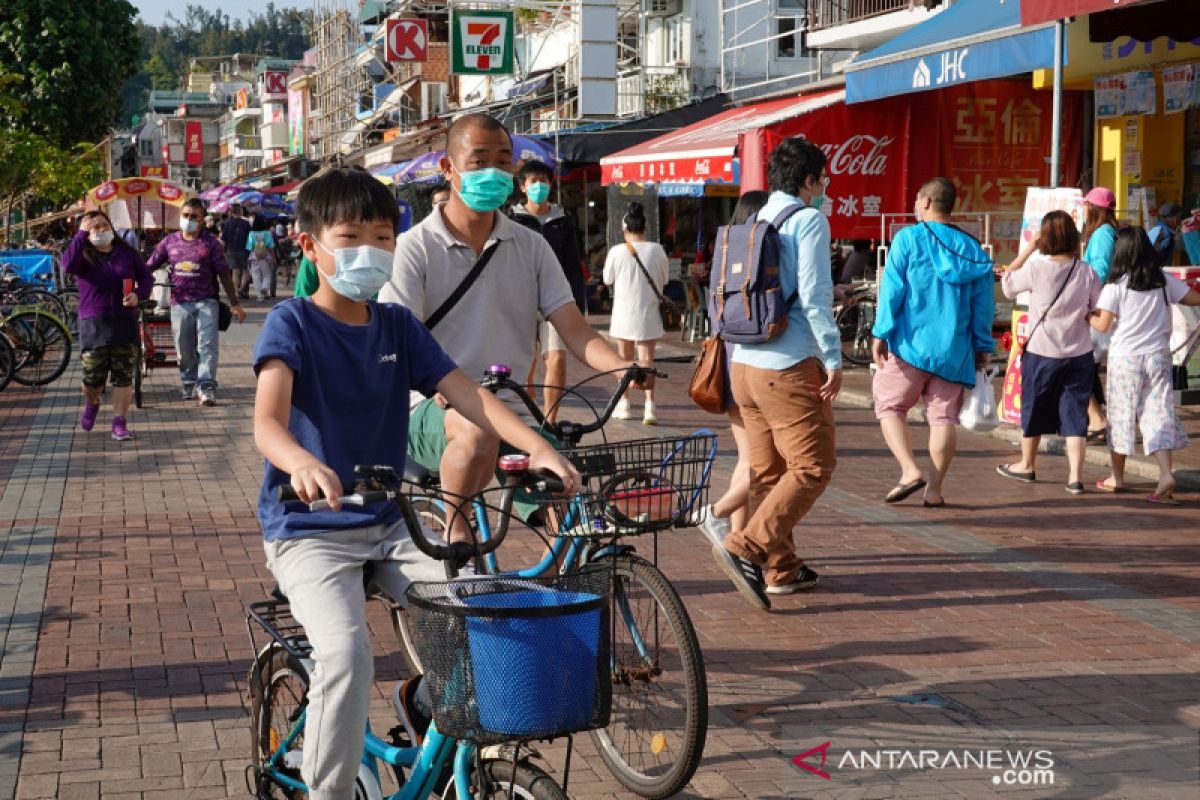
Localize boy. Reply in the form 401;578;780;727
253;167;579;800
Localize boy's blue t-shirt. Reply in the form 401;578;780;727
254;298;456;542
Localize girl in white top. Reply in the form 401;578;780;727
1090;227;1200;503
604;202;670;424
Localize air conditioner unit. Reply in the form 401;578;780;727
646;0;682;16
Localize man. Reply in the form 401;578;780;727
1149;202;1183;266
430;182;451;206
220;203;252;298
380;114;634;538
870;177;994;508
710;138;842;611
511;160;586;423
147;197;246;405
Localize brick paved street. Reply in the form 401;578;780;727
1;303;1198;799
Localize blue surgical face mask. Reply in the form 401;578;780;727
314;239;394;302
181;218;200;233
526;182;551;204
457;167;514;213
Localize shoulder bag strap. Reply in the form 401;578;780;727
1020;258;1078;354
626;242;669;304
425;240;501;331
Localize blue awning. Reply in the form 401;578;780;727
845;0;1060;105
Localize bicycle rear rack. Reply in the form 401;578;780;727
246;597;313;662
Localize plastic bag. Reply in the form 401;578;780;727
959;367;1000;432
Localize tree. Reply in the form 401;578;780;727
0;0;141;146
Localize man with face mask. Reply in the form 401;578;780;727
869;177;995;508
147;197;246;406
381;114;634;539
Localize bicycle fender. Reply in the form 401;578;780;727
586;543;636;563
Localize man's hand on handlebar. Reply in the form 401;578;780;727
290;458;344;511
527;445;581;497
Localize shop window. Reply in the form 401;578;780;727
776;0;808;60
665;14;688;65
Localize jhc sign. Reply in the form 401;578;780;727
451;10;514;75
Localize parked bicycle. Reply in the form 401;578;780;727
247;464;600;799
0;306;72;388
394;364;715;799
835;282;877;367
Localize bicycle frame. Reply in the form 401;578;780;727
259;710;474;800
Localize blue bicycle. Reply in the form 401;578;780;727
394;365;717;799
245;466;604;800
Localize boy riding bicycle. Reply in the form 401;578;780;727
252;167;579;800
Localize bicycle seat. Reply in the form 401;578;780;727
403;457;436;487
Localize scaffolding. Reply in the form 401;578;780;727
718;0;824;101
309;1;361;160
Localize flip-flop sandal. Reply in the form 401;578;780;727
1095;479;1127;493
1148;492;1180;506
923;498;947;508
1086;430;1107;445
885;478;926;503
996;464;1036;483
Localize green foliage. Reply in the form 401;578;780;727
0;127;103;234
0;0;141;146
123;4;312;125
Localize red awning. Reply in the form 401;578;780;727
263;181;301;195
1020;0;1149;26
600;90;845;186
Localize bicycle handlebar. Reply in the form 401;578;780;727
274;463;557;565
480;363;664;446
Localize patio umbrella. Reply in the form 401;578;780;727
85;177;194;230
394;136;559;184
231;191;288;214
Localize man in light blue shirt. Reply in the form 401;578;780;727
711;138;841;611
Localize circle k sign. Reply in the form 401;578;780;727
386;18;428;63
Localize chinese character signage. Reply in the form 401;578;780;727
386;18;428;62
451;10;513;75
1095;75;1123;118
140;165;166;178
1163;64;1193;113
1095;70;1158;118
1019;187;1085;248
288;87;307;157
184;122;203;166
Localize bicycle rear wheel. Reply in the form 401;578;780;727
58;287;79;337
0;334;14;392
248;645;310;799
391;496;450;675
16;289;66;321
589;553;707;799
445;760;567;800
7;311;71;386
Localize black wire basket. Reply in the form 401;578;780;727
541;433;717;536
404;568;612;745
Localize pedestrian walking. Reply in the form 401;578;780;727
1090;227;1200;503
710;140;842;610
147;197;246;406
603;201;669;424
1082;186;1120;439
695;190;769;547
63;211;154;441
996;211;1100;493
220;203;252;299
511;160;586;424
870;177;995;508
1148;202;1183;266
247;219;277;301
253;166;579;800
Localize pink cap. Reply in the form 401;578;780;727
1084;187;1116;209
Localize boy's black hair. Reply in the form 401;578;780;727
1109;226;1165;291
518;160;553;184
767;138;826;198
296;167;400;235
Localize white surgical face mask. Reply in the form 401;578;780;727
314;239;393;302
181;218;200;233
90;231;114;247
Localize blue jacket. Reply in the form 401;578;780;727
871;222;995;387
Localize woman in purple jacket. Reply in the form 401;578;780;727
64;212;154;440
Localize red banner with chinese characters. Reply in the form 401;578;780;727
185;121;203;166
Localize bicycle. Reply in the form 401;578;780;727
247;464;599;799
835;282;877;367
395;364;715;799
133;285;177;408
0;307;72;387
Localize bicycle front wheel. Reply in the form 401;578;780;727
836;299;875;367
7;311;71;386
590;553;707;799
0;334;14;392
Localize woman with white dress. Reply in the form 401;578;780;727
604;202;670;424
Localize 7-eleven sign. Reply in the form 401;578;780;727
451;9;514;75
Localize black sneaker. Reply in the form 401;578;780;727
766;565;820;595
711;544;771;611
391;676;431;745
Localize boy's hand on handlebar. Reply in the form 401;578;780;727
290;459;343;511
529;447;580;496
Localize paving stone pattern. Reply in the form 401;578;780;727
0;305;1197;798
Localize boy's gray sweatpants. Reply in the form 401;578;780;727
264;520;444;800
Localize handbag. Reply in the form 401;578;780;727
688;336;727;414
626;243;681;332
218;301;233;332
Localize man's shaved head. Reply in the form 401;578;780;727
445;113;512;157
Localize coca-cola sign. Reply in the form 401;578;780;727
818;135;894;177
